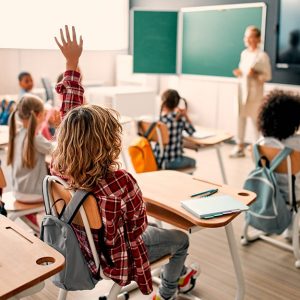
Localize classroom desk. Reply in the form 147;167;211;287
0;125;9;148
184;126;233;184
0;215;65;299
85;86;156;118
135;170;256;300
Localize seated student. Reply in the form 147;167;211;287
257;89;300;204
153;89;196;170
7;94;54;227
18;71;34;98
52;26;200;300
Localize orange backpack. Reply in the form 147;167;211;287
128;122;158;173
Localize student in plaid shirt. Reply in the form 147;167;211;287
52;26;200;300
154;89;196;171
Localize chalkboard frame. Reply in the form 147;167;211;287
178;2;267;78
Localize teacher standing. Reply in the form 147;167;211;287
230;26;272;158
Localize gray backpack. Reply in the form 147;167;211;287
40;176;98;291
243;144;294;234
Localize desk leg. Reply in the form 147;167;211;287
225;223;245;300
215;145;227;184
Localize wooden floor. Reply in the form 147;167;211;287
1;142;299;300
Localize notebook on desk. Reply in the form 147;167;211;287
181;195;249;219
183;129;216;139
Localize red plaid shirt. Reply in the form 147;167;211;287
53;71;152;295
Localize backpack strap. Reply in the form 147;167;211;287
42;175;52;215
269;147;292;172
61;190;91;224
143;122;157;140
253;144;270;168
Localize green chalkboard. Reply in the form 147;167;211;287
181;7;263;77
133;10;178;74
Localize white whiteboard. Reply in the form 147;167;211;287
0;0;128;50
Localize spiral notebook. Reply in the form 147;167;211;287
181;195;249;219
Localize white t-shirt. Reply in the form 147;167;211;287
12;128;53;202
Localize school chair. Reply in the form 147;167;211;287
43;175;172;300
138;120;196;174
0;166;44;234
241;139;300;268
41;77;54;101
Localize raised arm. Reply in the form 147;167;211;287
55;26;84;118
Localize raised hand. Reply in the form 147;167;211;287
55;25;83;71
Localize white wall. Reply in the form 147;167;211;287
0;49;126;94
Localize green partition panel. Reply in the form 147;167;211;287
181;7;263;77
133;10;178;74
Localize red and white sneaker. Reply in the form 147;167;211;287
152;291;177;300
178;263;201;294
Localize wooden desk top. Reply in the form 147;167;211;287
136;171;256;230
184;126;233;146
0;215;65;299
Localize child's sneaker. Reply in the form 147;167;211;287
152;291;177;300
178;263;201;294
229;146;245;158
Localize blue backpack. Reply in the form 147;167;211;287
0;99;15;125
243;144;294;234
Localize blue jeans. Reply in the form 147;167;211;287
142;225;189;298
164;156;196;170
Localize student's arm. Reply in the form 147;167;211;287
176;108;196;135
183;117;196;136
54;26;84;118
35;134;54;155
122;173;148;239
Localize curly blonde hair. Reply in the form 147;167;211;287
52;105;122;191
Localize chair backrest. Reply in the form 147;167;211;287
0;166;7;190
138;121;169;145
258;145;300;175
41;77;54;101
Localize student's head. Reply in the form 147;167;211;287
52;105;122;191
161;89;187;114
7;95;45;169
18;72;34;92
258;90;300;140
244;26;261;50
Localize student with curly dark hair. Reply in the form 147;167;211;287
258;90;300;140
257;90;300;219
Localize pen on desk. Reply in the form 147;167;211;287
190;188;218;198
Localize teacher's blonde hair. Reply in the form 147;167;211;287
52;105;122;191
246;25;261;38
